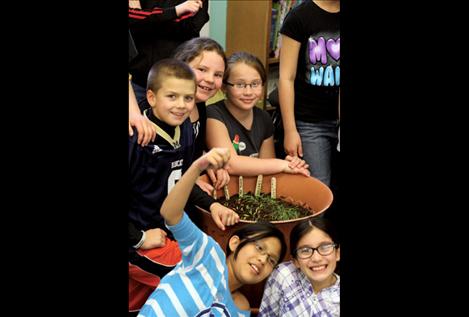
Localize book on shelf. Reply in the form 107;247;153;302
270;1;281;58
270;0;305;58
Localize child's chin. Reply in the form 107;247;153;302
196;93;210;102
169;117;187;126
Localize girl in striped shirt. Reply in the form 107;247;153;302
138;148;288;316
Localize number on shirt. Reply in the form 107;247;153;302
167;169;182;193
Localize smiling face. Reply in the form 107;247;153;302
293;227;340;291
187;51;225;102
147;76;196;126
223;62;264;111
228;236;282;286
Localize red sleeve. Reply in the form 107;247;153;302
129;6;178;26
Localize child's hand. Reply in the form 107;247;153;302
284;130;303;158
209;202;240;231
285;155;309;170
295;167;311;177
129;112;156;146
195;168;230;195
176;0;203;17
128;0;141;9
195;178;214;196
282;160;311;177
140;228;167;249
207;168;230;190
196;148;230;172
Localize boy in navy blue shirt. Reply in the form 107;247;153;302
129;58;239;313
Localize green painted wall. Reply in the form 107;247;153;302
209;0;227;49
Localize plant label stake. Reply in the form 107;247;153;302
224;185;230;200
271;177;276;199
255;174;263;197
239;176;244;197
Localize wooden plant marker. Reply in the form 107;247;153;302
238;176;244;197
255;174;263;197
224;185;230;200
271;177;277;199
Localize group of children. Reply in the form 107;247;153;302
128;0;340;317
128;1;340;314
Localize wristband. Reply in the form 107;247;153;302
133;230;146;249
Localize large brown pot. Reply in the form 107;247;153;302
193;172;333;309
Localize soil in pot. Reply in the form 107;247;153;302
218;192;314;222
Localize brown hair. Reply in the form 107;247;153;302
173;37;227;69
290;217;340;258
226;221;287;264
146;58;196;93
223;51;266;84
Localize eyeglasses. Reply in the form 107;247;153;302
254;241;278;267
224;81;263;90
295;243;337;259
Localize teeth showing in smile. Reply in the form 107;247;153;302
250;264;259;274
199;85;211;91
311;265;326;272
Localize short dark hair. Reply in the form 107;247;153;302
173;37;227;68
146;58;196;93
223;51;266;84
290;217;340;258
226;222;287;264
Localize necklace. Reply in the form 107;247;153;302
144;110;181;149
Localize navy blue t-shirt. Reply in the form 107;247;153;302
129;110;194;234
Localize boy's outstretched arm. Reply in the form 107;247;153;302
161;148;231;226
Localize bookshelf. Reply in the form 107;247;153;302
225;0;303;110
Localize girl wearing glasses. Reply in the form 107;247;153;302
258;217;340;317
138;148;287;317
206;51;310;177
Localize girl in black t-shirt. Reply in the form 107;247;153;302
279;0;340;187
206;51;310;177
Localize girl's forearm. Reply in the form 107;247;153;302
226;156;285;176
161;164;202;225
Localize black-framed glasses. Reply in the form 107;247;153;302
295;243;337;259
254;241;278;267
224;81;263;90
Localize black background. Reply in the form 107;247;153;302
4;1;466;315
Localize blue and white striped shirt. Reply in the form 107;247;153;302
138;213;251;317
